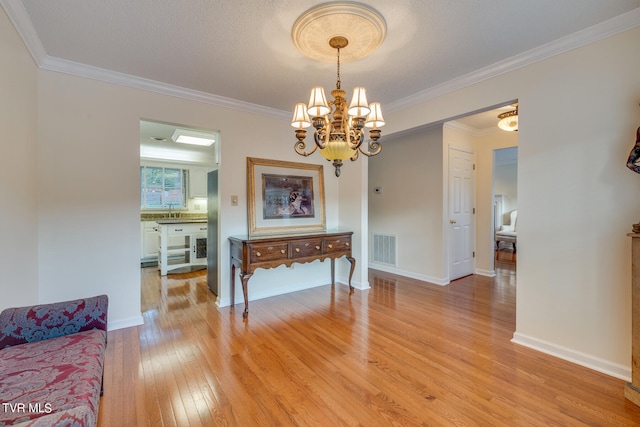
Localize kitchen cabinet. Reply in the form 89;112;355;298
189;168;208;198
157;221;208;275
141;221;159;263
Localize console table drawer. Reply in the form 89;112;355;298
250;243;288;262
292;239;323;258
324;236;351;253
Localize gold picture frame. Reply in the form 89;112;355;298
247;157;326;237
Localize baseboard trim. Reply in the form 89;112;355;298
368;264;449;286
349;278;370;291
107;314;144;331
476;268;496;277
511;332;631;381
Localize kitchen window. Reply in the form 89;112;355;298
140;166;188;209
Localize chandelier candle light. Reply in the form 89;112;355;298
290;3;387;177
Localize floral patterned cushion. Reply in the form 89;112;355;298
0;329;106;426
0;295;108;349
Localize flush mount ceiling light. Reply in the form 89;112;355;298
171;128;216;146
497;105;519;132
290;2;387;177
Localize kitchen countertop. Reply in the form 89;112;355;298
141;213;206;222
156;219;207;224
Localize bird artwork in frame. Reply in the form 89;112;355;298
246;157;326;237
626;126;640;175
626;125;640;233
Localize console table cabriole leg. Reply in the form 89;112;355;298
330;258;335;285
230;264;236;307
240;273;252;319
346;256;356;294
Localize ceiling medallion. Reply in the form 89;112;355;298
292;2;387;63
290;2;387;177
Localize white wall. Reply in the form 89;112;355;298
33;69;353;328
369;126;447;284
383;27;640;379
0;8;39;309
337;158;370;290
513;28;640;379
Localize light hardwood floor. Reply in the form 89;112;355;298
98;257;640;426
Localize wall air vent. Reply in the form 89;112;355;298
371;233;397;266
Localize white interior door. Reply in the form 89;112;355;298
449;147;475;280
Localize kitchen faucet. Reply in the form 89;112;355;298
167;203;181;219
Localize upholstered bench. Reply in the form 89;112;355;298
0;295;108;427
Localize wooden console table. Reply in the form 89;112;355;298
229;231;356;318
626;233;640;407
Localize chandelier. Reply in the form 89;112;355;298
497;105;518;132
291;37;384;177
290;3;387;177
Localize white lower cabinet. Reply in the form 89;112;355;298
157;222;207;275
141;221;159;262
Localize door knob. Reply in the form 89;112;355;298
450;219;457;224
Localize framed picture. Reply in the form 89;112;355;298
247;157;326;237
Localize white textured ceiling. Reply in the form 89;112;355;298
6;0;640;130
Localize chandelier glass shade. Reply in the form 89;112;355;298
291;36;384;177
497;105;519;132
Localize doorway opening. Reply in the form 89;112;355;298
493;147;518;272
139;119;220;296
446;103;518;280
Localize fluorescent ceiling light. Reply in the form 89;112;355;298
140;144;210;163
171;128;216;146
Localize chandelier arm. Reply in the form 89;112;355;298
347;117;366;149
345;122;354;148
350;150;359;162
314;131;326;149
347;130;364;150
358;139;382;157
314;120;331;149
294;139;318;157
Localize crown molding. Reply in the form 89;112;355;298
385;7;640;113
444;120;500;137
444;121;477;135
3;0;639;118
0;0;46;64
38;56;290;119
0;0;289;119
